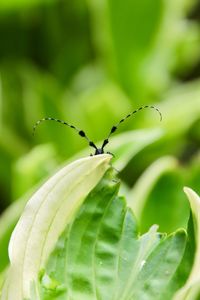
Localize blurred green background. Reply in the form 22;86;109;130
0;0;200;231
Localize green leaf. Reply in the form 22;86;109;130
159;80;200;138
88;0;198;99
138;169;189;234
128;156;177;220
2;155;111;300
36;172;186;299
162;207;196;300
88;0;163;98
130;230;187;300
174;188;200;300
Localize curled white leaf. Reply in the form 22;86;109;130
173;187;200;300
2;154;111;300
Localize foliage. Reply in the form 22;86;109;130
1;157;200;299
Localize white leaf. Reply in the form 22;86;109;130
2;154;111;300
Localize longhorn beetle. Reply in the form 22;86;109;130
33;105;162;155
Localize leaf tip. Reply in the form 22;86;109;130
183;186;200;204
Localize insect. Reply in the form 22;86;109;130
33;105;162;155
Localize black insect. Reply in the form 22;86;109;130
33;105;162;155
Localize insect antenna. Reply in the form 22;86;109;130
32;117;98;151
101;105;162;151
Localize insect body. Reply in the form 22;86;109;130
33;105;162;155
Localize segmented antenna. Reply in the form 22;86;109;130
32;117;98;151
33;106;162;156
101;105;162;150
